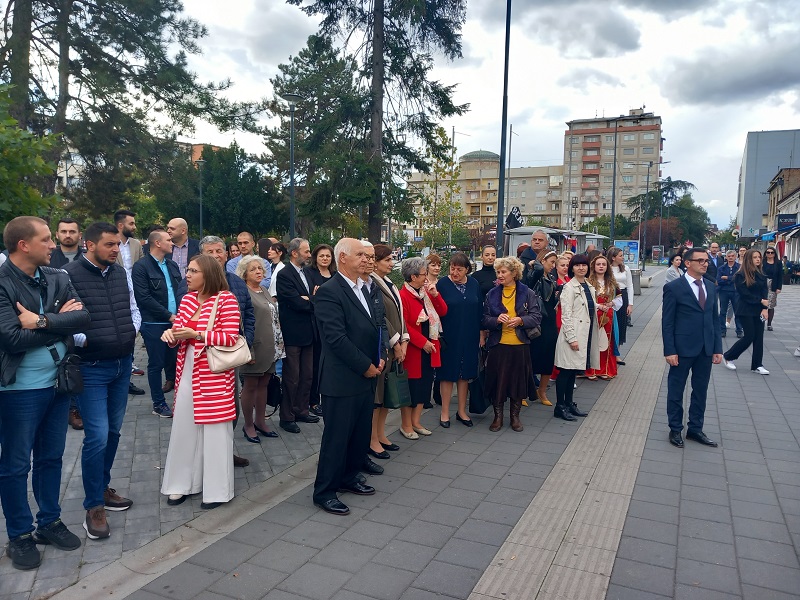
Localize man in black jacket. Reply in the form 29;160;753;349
0;216;90;570
276;238;320;433
65;222;137;541
133;230;183;418
313;238;384;515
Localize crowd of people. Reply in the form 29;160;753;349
3;211;797;572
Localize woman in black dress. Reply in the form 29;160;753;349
761;246;783;331
527;250;559;406
472;245;497;304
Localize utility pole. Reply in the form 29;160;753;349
495;0;512;256
609;118;619;242
642;161;652;271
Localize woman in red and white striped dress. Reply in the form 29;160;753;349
160;254;241;509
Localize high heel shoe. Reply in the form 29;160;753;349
243;428;261;444
456;414;473;427
536;392;553;407
254;424;279;438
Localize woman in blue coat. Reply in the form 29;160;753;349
436;253;482;428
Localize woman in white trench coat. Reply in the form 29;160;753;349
554;253;600;421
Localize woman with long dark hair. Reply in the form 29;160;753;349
585;254;620;380
527;249;559;405
665;253;683;283
723;249;770;375
266;242;288;298
607;247;632;349
762;246;783;331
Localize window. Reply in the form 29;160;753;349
584;203;597;209
584;163;599;170
643;133;655;140
486;205;493;213
511;180;518;185
584;135;600;142
642;147;654;154
569;177;578;184
569;151;578;158
604;149;615;155
521;180;527;185
603;162;612;170
584;149;599;156
603;176;613;183
622;176;634;183
521;191;527;198
470;207;480;215
569;136;579;143
570;164;579;172
535;204;546;211
602;203;612;210
510;192;517;198
605;135;614;142
551;203;559;211
623;148;635;155
535;191;547;197
623;162;635;169
487;182;492;189
622;134;636;141
536;177;547;185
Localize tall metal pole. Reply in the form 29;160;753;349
196;159;205;235
496;0;512;256
289;103;297;239
609;118;619;243
642;161;652;271
566;122;574;229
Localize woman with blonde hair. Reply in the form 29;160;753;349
482;256;541;432
585;254;620;380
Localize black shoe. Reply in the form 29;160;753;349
439;419;451;428
310;404;323;417
201;502;223;510
686;430;718;447
296;414;320;424
554;405;577;421
368;448;391;459
380;442;400;452
339;481;376;495
736;331;744;338
569;403;588;417
128;382;145;395
243;428;261;444
166;495;187;506
617;360;626;365
316;498;350;515
362;457;384;475
280;420;301;433
32;519;81;551
423;402;434;409
721;332;727;338
254;424;279;438
233;455;250;468
669;430;684;448
354;472;367;484
7;534;41;570
456;414;474;427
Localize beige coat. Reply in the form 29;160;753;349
554;278;600;371
372;274;410;405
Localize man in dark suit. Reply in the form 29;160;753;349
313;238;385;515
276;238;320;433
662;247;723;449
705;242;721;282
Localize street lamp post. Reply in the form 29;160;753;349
496;0;512;256
281;93;304;239
641;161;652;271
195;159;205;235
609;119;619;242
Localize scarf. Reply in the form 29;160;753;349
403;282;442;340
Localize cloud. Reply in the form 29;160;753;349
557;68;623;89
662;38;800;107
530;7;640;58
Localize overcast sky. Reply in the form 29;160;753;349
182;0;800;228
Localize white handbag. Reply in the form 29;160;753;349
204;294;251;373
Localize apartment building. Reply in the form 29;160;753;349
563;108;663;229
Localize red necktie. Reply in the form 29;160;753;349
694;279;705;309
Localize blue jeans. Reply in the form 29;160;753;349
141;323;177;408
0;387;69;539
76;355;132;510
718;288;742;333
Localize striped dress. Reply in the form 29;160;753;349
169;291;241;424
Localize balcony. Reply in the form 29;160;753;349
582;168;600;176
581;182;599;189
582;154;600;161
580;209;599;217
583;141;601;149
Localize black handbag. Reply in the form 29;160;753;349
266;373;282;416
47;345;83;394
383;362;412;409
468;349;490;415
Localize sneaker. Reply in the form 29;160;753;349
104;487;133;511
7;534;41;570
32;519;81;551
83;506;110;539
152;403;173;418
767;325;773;331
794;347;800;357
723;359;737;371
753;366;770;375
69;408;84;430
132;364;145;376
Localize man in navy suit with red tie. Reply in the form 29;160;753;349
662;247;723;449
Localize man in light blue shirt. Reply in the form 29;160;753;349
226;231;271;290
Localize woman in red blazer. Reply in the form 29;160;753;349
159;254;242;510
399;257;447;439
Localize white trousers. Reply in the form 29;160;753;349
161;351;234;503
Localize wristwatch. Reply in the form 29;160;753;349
195;332;203;341
36;315;48;329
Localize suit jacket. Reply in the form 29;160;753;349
276;262;314;346
662;275;722;358
705;253;721;282
49;246;84;269
116;237;143;268
132;254;183;322
314;273;381;398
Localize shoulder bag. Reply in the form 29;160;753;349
47;344;83;394
205;294;252;373
383;362;412;409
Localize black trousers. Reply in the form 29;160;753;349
666;354;711;434
281;344;313;422
555;369;578;407
313;391;373;504
723;315;764;370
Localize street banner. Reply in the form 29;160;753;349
614;240;640;268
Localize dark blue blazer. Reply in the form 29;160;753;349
662;275;722;357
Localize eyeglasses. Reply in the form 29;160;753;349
765;251;775;254
186;268;203;274
415;271;428;277
688;259;709;264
